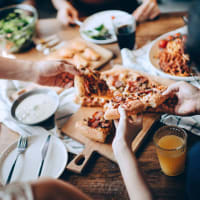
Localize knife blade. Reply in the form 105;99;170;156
37;134;51;177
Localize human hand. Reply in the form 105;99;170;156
57;2;78;25
133;0;160;22
33;60;79;88
113;107;143;149
163;81;200;116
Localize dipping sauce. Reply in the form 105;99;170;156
15;93;57;124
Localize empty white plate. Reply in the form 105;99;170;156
0;133;68;185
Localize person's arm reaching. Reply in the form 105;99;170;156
133;0;160;22
52;0;78;25
162;81;200;116
0;57;79;88
112;107;153;200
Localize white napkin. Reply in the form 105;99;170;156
0;80;84;154
121;26;200;136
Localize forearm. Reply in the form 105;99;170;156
0;57;36;82
52;0;69;10
113;141;153;200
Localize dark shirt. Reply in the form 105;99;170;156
0;0;25;7
71;0;139;16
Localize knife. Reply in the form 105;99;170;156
37;134;51;177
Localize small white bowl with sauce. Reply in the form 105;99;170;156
11;89;59;129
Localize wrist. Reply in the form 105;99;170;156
28;61;39;83
112;139;132;156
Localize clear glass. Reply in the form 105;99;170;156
153;126;187;176
112;14;136;50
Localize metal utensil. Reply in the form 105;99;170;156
182;16;188;25
37;134;51;177
6;136;28;184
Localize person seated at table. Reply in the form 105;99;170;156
51;0;160;25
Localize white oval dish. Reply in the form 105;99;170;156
80;10;130;44
0;133;68;185
148;26;200;81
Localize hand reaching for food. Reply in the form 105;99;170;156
162;81;200;116
33;60;79;88
56;2;78;25
113;107;143;148
133;0;160;22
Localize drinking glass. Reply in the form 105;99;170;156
112;14;136;50
153;126;187;176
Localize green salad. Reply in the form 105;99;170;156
0;9;35;52
83;24;112;40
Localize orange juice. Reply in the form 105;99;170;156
156;135;186;176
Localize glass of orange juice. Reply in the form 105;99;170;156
153;126;187;176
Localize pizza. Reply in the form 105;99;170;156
74;70;112;107
101;68;168;119
74;67;169;120
76;111;113;143
158;33;191;77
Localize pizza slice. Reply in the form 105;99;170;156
102;68;168;120
76;111;113;143
74;71;112;107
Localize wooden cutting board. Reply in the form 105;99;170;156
46;37;113;70
61;69;175;174
62;107;160;173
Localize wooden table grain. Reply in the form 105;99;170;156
1;12;200;200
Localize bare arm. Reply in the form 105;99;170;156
112;107;153;200
0;57;79;88
0;57;34;82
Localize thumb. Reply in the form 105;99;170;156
162;83;180;96
57;61;80;75
115;106;127;137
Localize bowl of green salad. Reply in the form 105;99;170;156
0;4;38;53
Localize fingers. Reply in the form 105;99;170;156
117;106;127;134
162;82;182;96
149;6;160;20
133;0;160;22
59;61;80;75
133;1;149;22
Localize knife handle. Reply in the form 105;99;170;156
6;154;20;184
38;159;44;177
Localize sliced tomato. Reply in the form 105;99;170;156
159;40;168;48
174;33;181;38
166;35;174;41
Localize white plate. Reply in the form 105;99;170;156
148;26;200;81
80;10;130;44
0;134;68;185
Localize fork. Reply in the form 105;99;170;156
6;136;28;184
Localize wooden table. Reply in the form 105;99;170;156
1;12;200;200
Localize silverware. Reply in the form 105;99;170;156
38;134;51;177
182;16;188;25
6;136;28;184
35;34;62;55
